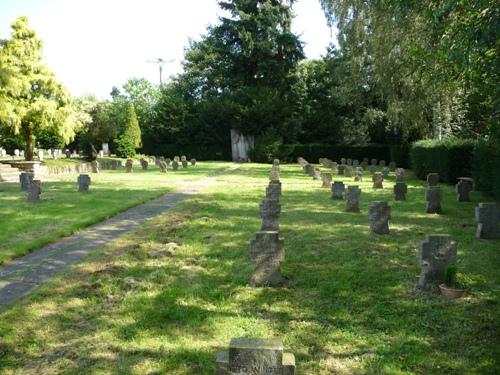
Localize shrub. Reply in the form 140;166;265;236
389;144;411;168
410;139;476;183
141;143;231;160
114;135;136;158
248;127;283;163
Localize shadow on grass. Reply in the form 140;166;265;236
0;163;499;374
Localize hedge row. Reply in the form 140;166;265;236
141;143;232;161
410;138;500;200
410;139;476;183
473;141;500;200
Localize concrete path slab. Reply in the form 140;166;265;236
0;164;240;308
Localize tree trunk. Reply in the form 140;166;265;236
23;125;34;161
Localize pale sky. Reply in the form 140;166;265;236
0;0;336;99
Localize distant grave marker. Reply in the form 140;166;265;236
475;203;500;239
369;201;391;234
77;174;91;192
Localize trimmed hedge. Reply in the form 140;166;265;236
410;139;476;183
141;143;232;161
473;141;500;200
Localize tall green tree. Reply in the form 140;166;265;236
0;16;81;160
179;0;304;139
114;102;141;158
318;0;499;141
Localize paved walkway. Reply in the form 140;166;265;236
0;164;240;308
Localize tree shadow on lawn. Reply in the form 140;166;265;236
1;165;499;374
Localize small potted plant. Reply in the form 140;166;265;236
439;265;467;299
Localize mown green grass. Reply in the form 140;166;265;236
0;161;231;264
0;163;499;374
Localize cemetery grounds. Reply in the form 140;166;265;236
0;162;499;374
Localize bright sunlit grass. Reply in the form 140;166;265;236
0;161;231;264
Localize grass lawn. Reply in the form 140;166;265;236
0;163;499;374
0;161;231;264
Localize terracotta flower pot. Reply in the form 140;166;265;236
439;284;466;300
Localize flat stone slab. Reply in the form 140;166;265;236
0;164;240;308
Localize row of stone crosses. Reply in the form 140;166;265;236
216;159;296;374
298;156;499;241
18;155;197;202
299;156;499;289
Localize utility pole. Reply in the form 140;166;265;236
147;58;175;85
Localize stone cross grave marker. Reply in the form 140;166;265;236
456;180;472;202
250;231;284;287
427;173;439;187
394;182;407;201
19;172;33;191
425;187;442;214
159;161;167;173
354;168;363;182
345;185;361;212
417;235;457;290
91;160;99;173
266;181;282;199
337;164;345;175
458;177;474;191
77;174;91;192
369;201;391;234
269;166;280;182
475;203;500;239
140;158;148;170
181;155;187;161
304;164;315;178
395;168;405;182
321;173;332;188
125;159;133;173
331;181;345;200
372;172;383;189
172;160;179;171
260;199;281;232
174;156;180;162
27;180;41;202
216;338;295;375
381;167;390;179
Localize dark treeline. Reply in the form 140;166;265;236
3;1;496;163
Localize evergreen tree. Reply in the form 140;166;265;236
115;102;141;158
0;16;81;160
